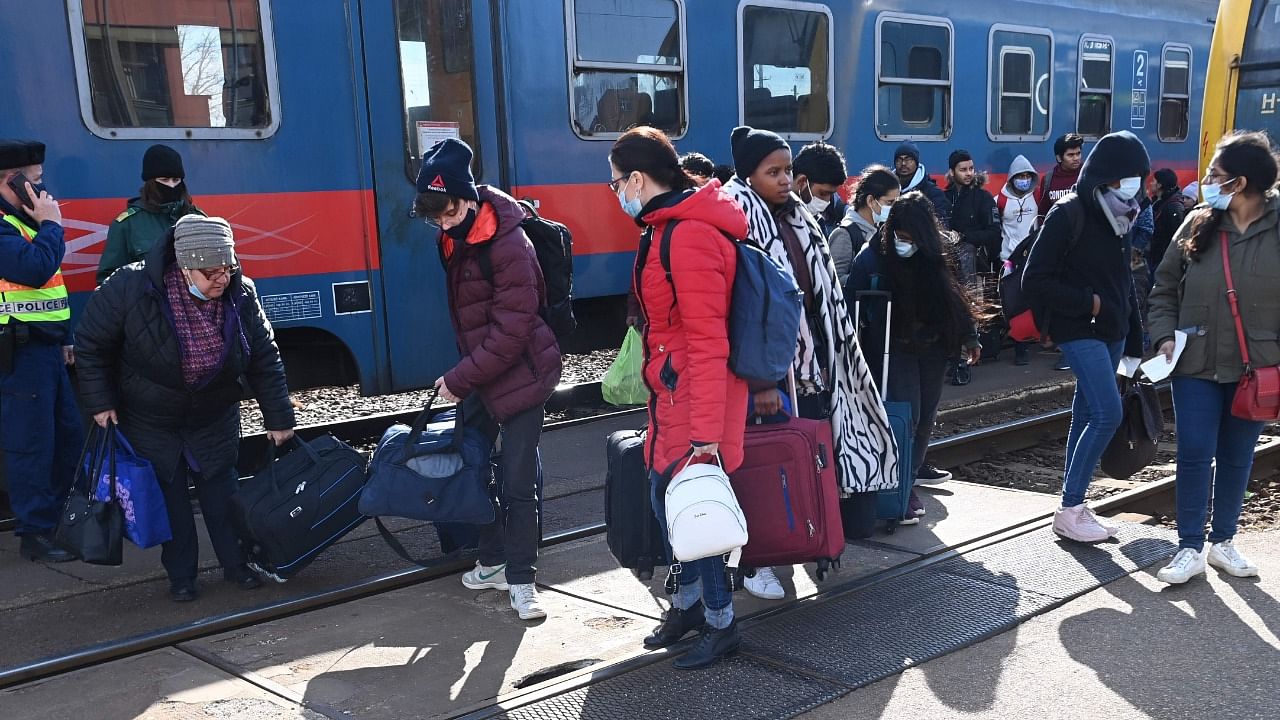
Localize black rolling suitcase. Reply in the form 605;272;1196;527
605;428;666;580
233;434;369;582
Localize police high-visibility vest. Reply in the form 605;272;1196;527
0;213;70;324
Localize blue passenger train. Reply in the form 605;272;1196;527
0;1;1216;394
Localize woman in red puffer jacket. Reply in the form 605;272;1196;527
610;126;749;670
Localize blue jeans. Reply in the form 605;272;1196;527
649;470;734;629
1058;338;1125;507
1171;377;1265;550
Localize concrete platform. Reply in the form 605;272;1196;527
871;481;1062;555
799;529;1280;720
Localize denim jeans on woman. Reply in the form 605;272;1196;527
1058;338;1125;507
649;470;734;629
1171;377;1266;550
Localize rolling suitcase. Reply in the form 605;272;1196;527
854;290;915;531
233;434;369;581
605;427;667;580
735;408;843;580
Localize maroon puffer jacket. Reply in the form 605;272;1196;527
441;185;561;421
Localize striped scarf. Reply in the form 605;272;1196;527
723;177;900;494
164;263;227;387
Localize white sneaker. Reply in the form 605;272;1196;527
1052;504;1111;543
462;562;509;590
744;567;785;600
1157;547;1208;584
1083;506;1120;538
1208;540;1259;578
509;583;547;620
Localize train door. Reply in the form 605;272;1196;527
359;0;505;392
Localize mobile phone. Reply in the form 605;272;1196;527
5;172;36;209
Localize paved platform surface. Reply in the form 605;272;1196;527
799;529;1280;720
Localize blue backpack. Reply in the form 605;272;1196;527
658;220;802;386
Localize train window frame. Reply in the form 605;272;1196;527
66;0;282;140
1158;43;1193;143
875;12;955;142
985;23;1053;143
565;0;689;141
736;0;835;141
1076;34;1115;139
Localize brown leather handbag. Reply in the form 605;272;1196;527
1220;232;1280;421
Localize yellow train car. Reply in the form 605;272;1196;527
1200;0;1279;175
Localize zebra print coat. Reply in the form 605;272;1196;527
723;176;900;494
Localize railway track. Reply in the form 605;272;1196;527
7;401;1277;691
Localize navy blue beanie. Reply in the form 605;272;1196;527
416;138;479;201
731;126;789;178
894;141;920;164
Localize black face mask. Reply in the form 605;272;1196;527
444;207;477;241
155;181;185;205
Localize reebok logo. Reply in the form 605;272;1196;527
427;174;447;192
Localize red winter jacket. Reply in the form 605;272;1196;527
635;182;750;474
441;185;561;421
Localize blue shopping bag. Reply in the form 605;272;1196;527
92;427;171;549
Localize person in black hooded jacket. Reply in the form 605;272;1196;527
75;215;295;602
1023;131;1147;545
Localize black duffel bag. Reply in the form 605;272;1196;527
233;434;369;581
1101;376;1164;480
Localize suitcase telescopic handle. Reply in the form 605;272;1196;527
853;289;893;402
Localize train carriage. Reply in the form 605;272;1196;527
0;0;1216;395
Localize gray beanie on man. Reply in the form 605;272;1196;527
173;215;236;270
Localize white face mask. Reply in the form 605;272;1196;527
1112;176;1143;201
894;237;917;258
872;199;892;224
1201;179;1237;211
806;196;830;214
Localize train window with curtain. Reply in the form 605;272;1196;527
1077;36;1114;138
986;25;1052;141
567;0;686;139
876;14;953;139
1159;44;1192;142
739;2;833;139
69;0;280;139
395;0;483;180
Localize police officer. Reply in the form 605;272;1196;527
0;139;83;562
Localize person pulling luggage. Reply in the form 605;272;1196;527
414;139;561;621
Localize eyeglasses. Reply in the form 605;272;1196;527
195;266;238;282
1203;170;1234;184
607;174;630;193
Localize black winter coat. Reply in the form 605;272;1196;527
75;239;295;433
944;180;1001;259
1023;132;1147;357
1147;190;1187;270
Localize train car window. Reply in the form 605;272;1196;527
396;0;483;180
1159;44;1192;142
68;0;280;139
567;0;686;139
1232;0;1280;138
1077;36;1114;138
876;14;953;140
986;25;1052;142
738;3;833;139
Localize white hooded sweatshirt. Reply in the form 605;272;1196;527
998;155;1041;261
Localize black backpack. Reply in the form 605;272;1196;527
999;197;1084;321
478;200;576;340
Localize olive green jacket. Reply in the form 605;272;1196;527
1148;192;1280;383
97;199;204;285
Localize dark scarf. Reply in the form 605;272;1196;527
164;263;228;387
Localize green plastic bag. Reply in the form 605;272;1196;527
602;327;649;407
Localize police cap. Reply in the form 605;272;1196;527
0;139;45;172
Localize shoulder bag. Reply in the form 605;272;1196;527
1221;231;1280;421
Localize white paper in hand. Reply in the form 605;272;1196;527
1139;330;1187;382
1116;356;1142;378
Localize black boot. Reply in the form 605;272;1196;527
169;579;199;602
643;601;705;649
673;621;740;670
19;534;75;563
225;565;263;590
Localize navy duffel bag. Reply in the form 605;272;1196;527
359;393;496;527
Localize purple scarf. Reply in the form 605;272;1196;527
164;263;227;387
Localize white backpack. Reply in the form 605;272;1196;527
664;455;748;567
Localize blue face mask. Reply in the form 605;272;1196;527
185;270;211;301
872;199;892;224
616;176;643;219
894;237;917;258
1013;176;1034;193
1201;179;1237;211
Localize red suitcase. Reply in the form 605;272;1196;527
734;415;844;580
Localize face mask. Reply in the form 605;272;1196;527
1013;177;1034;193
806;196;830;214
617;181;643;219
184;270;211;301
872;199;891;224
444;207;477;241
156;181;185;205
894;237;917;258
1112;177;1143;201
1201;179;1237;211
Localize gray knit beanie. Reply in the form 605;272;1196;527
173;215;236;270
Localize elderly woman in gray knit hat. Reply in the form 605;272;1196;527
76;215;295;602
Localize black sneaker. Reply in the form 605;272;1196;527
643;601;705;649
19;533;75;563
673;621;740;670
170;579;199;602
225;565;263;590
916;464;952;485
